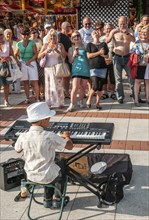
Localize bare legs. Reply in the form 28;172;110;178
3;84;10;106
24;80;39;102
63;76;70;98
145;79;149;102
134;79;149;105
67;77;88;111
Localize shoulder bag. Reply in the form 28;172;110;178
53;55;70;78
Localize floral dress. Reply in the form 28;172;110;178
44;44;64;107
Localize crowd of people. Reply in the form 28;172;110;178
0;13;149;109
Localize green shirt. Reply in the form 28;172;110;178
17;40;35;62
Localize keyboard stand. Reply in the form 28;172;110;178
65;144;103;207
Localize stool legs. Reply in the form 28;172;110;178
27;185;35;220
26;176;68;220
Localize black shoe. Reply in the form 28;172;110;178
96;105;102;110
101;93;109;100
139;98;146;103
118;99;123;104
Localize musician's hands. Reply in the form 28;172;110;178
62;131;74;150
61;131;71;139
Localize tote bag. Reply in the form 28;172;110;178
53;56;70;78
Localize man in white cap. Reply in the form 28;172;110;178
15;102;73;209
43;23;52;44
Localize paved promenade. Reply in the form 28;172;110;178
0;81;149;220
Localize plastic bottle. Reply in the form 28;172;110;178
21;179;27;198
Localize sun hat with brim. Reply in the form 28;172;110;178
0;28;4;35
26;102;56;123
91;161;107;174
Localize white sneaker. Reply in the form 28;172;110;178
77;100;84;108
4;101;11;107
66;103;74;112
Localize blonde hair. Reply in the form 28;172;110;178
4;29;12;37
71;30;81;41
47;29;58;42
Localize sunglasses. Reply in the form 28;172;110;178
39;29;45;31
84;23;91;26
72;34;80;38
22;33;30;36
31;31;37;34
96;27;102;30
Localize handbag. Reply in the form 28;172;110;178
8;57;23;82
0;61;11;77
53;55;70;78
39;55;47;68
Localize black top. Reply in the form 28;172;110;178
86;42;109;69
58;33;72;69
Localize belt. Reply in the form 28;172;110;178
115;54;130;58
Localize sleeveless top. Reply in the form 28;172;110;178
45;44;62;67
0;41;10;57
17;40;35;62
72;47;90;78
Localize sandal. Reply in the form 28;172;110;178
134;102;141;107
110;93;117;100
101;94;109;100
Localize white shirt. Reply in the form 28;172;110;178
43;34;50;44
78;27;94;46
15;126;67;184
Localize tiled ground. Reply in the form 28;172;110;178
0;82;149;220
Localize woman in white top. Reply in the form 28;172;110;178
0;28;14;106
38;29;66;108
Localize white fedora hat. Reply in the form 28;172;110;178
26;102;56;123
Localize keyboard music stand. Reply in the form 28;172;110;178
64;143;104;207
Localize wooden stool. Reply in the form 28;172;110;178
25;176;68;220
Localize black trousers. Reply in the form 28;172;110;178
44;160;67;200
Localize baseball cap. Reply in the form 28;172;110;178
44;23;52;29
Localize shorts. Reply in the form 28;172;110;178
0;76;12;86
136;66;146;80
21;61;38;81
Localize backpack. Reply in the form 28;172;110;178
99;172;125;205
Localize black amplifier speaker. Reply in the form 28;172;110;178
0;158;26;190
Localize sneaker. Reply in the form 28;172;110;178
4;101;11;107
52;196;70;209
77;100;84;108
66;103;74;112
43;199;53;208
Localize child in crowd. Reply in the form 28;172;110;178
15;102;73;208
